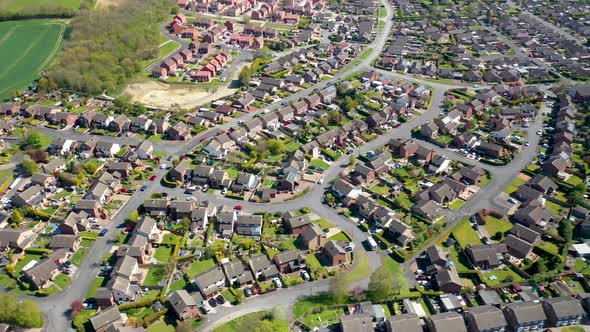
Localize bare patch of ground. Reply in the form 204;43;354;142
124;80;237;109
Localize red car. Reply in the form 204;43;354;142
200;137;207;142
150;175;157;181
119;188;127;193
234;205;243;210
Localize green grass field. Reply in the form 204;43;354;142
1;0;80;12
0;20;65;100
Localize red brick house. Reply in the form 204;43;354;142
321;240;348;266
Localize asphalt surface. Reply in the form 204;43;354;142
9;0;558;330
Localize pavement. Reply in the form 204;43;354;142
7;0;558;330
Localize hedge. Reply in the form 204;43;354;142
143;308;168;327
479;158;507;166
24;248;52;255
0;175;14;193
118;294;157;310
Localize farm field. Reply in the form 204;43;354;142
0;20;65;100
0;0;81;12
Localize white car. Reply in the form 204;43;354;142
159;164;167;169
536;130;542;135
272;277;283;288
524;141;530;146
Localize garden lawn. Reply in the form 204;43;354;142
54;274;71;289
71;238;94;266
301;307;344;328
536;241;560;255
566;175;584;186
185;259;216;279
169;278;187;292
15;253;44;273
146;320;175;332
343;250;370;282
293;294;344;317
369;184;391;196
451;218;482;248
483;216;513;239
482;268;523;286
328;232;351;242
86;277;106;298
449;199;465;210
154;246;172;263
306;253;327;276
213;312;288;332
143;266;167;286
503;177;526;194
314;218;335;229
309;158;330;169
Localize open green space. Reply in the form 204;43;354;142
86;277;106;298
0;20;65;100
343;250;370;282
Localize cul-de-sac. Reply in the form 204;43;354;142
0;0;589;331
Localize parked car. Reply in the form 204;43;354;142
272;277;283;288
300;270;310;281
140;185;148;191
234;205;243;210
215;295;226;305
208;298;217;307
244;287;253;297
150;175;157;181
99;229;108;237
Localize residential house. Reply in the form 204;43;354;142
299;223;326;250
248;254;279;281
503;301;547;332
0;228;35;251
168;290;199;320
464;305;507;332
234;214;263;236
321;240;348;266
465;244;507;269
222;259;253;287
90;306;123;332
194;267;226;298
542;296;585;327
273;250;306;273
427;312;467;332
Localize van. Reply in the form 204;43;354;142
366;236;377;251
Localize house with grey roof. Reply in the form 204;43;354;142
167;289;199;320
90;306;123;332
427;312;467;332
385;313;421;332
464;305;507;332
248;254;278;281
222;259;253;287
542;296;585;327
503;301;547;332
194;266;226;298
340;313;374;332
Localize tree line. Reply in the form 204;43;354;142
44;0;173;94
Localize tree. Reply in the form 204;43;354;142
23;132;42;150
269;305;285;321
70;300;84;316
267;139;285;155
367;265;407;303
330;273;350;303
22;159;39;176
126;210;139;223
349;155;356;166
10;210;24;225
27;149;48;163
0;295;42;328
325;193;336;206
239;66;252;87
318;116;329;128
234;290;245;304
242;14;251;24
559;219;573;242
